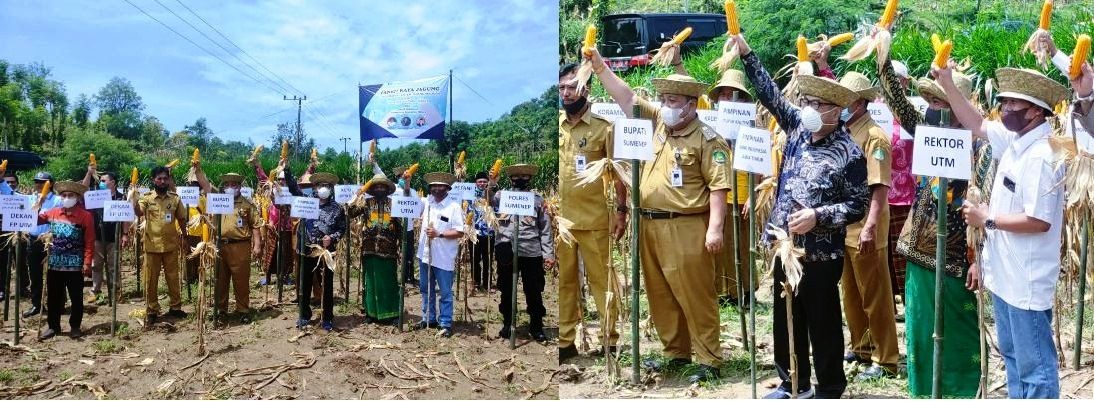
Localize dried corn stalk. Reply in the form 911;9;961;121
767;225;805;293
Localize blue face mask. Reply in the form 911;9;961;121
839;108;852;123
98;182;107;190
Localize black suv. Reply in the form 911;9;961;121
599;13;727;72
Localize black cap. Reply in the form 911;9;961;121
474;171;489;181
33;172;53;182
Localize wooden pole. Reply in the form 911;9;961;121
1074;217;1089;370
111;228;120;336
931;177;948;398
747;173;758;399
510;213;519;350
629;104;642;385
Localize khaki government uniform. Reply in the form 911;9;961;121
184;196;206;284
216;195;261;313
558;108;621;349
841;115;899;371
137;191;188;315
636;97;732;366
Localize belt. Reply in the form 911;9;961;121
222;238;250;245
638;209;691;219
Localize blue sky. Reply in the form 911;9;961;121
0;0;558;152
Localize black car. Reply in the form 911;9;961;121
599;13;727;72
0;150;45;172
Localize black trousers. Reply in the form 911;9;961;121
47;269;84;331
472;234;492;289
267;235;292;280
25;239;46;308
0;242;15;296
773;256;847;398
402;236;416;283
299;256;334;323
494;242;545;330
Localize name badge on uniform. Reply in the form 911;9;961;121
575;155;587;173
237;217;244;228
164;213;172;223
670;168;683;187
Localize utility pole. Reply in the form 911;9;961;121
284;95;306;158
339;137;351;155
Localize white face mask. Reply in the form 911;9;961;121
316;187;332;199
660;105;683;126
224;188;238;197
800;106;825;133
62;197;78;208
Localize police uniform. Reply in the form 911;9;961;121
558;106;621;353
215;173;261;314
136;189;188;316
493;164;554;341
636;74;733;368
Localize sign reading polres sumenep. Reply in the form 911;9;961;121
498;191;536;217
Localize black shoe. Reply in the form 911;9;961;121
642;357;690;372
763;386;815;399
240;315;251;324
588;345;621;357
146;313;158;326
415;321;437;330
844;351;870;365
498;327;511;339
69;328;83;339
440;328;454;338
687;364;721;384
166;309;188;319
856;364;896;381
22;306;40;318
38;328;56;341
530;329;547;343
559;344;579;362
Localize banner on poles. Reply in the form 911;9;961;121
359;75;449;141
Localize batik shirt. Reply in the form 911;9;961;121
742;51;869;262
39;207;96;272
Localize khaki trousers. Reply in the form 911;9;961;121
841;245;899;371
143;250;182;315
558;228;620;348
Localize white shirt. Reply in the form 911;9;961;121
981;121;1064;311
416;193;465;271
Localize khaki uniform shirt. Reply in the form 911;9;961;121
845;115;893;249
137;191;188;253
559;108;614;231
217;195;260;241
636;97;733;214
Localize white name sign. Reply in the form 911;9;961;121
498;190;536;217
590;102;625;123
240;187;254;199
290;197;320;219
391;195;423;219
868;102;895;133
718;101;757;141
0;195;28;212
206;193;235;215
81;189;110;210
452;182;476;201
103;201;136;222
613;118;655;161
732;126;774;176
909;96;929;115
177;186;200;206
274;186;293;205
335;185;359;204
911;126;972;180
2;210;35;232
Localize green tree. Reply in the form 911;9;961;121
44;129;139;180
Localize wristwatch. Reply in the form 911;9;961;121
985;218;997;231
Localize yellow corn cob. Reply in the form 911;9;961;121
250;145;263;159
489;159;503;179
404;163;420;180
934;39;953;69
1071;34;1091;79
165;159;180;169
369;140;377;156
0;160;7;172
1039;0;1053;30
201;223;210;242
768;117;777;132
89;153;97;166
725;0;740;35
583;24;597;57
457;151;466;165
191;148;200;163
828;32;854;47
796;35;809;62
698;95;712;110
360;181;374;195
39;181;51;198
671;27;693;45
261;205;268;221
931;33;942;52
310;147;318;160
131;167;138;186
879;0;899;29
280;140;289;160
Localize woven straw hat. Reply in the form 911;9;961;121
915;72;974;102
424;172;456;187
54;181;88;196
838;71;879;101
708;69;751;99
652;74;708;99
365;171;396;196
796;75;858;108
310;172;338;186
505;164;538;177
219;173;244;185
995;68;1068;113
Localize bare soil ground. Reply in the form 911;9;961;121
0;251;560;400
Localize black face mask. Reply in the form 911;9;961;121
1001;109;1036;132
511;178;531;190
562;96;587;115
924;108;951;127
154;183;168;193
430;188;448;199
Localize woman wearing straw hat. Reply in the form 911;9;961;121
285;169;346;331
729;34;870;399
347;168;402;325
35;181;95;340
943;64;1069;398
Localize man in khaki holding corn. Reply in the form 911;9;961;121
586;45;733;384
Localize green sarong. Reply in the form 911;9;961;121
363;255;400;320
905;261;981;398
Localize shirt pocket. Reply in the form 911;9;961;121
582;140;606;159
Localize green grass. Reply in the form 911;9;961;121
92;339;121;354
0;369;13;384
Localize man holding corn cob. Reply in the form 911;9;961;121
128;166;189;325
729;34;870;399
585;44;733;384
942;62;1068;399
416;171;465;338
80;164;126;306
557;62;627;362
194;171;262;323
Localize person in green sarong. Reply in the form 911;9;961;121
348;168;403;324
878;52;997;397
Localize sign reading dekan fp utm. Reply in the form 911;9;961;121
911;126;971;181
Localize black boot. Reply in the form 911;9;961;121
529;316;547;343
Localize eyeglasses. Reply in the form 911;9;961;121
800;98;838;110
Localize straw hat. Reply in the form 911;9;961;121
838;71;879;101
310;172;338;186
219;173;244;185
652;74;708;99
365;171;396;196
708;69;751;99
796;75;858;108
505;164;538;177
915;72;973;101
423;172;456;187
995;68;1069;113
54;180;88;196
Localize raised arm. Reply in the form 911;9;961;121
933;64;986;139
879;56;922;136
585;47;639;118
284;168;302;197
733;35;802;135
